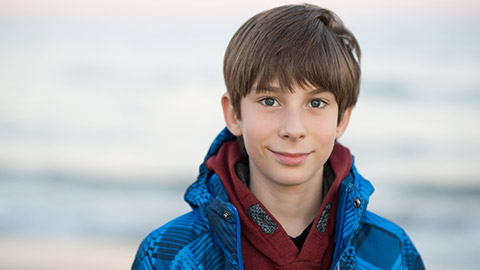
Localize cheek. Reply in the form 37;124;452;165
310;117;338;143
243;120;268;148
241;112;276;153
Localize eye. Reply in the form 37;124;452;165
308;99;326;108
260;97;279;107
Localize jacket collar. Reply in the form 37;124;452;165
184;128;243;269
332;160;375;268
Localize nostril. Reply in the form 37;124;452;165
281;132;306;140
278;113;307;140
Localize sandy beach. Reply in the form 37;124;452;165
0;234;138;270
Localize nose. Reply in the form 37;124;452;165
278;107;307;141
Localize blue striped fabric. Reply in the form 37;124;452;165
208;197;241;269
132;211;208;269
208;173;229;202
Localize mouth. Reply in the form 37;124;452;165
269;149;311;166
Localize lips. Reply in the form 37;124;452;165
270;150;310;166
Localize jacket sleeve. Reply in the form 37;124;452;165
131;210;208;270
355;211;425;270
132;231;157;270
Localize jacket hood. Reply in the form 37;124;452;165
184;128;236;212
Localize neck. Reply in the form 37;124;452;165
249;168;324;238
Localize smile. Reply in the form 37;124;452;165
269;150;311;166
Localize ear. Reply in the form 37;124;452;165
221;93;243;136
336;106;354;139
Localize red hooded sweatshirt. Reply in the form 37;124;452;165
206;140;352;270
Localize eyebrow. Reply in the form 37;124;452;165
252;85;281;93
253;85;329;95
308;88;330;96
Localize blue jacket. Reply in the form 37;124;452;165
132;128;424;270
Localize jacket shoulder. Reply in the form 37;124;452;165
354;211;425;270
131;210;208;270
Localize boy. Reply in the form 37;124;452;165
132;4;424;270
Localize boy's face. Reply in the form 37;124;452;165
222;81;352;188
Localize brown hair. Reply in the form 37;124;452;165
223;4;361;123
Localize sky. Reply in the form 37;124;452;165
1;0;479;21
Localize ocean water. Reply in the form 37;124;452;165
1;17;479;269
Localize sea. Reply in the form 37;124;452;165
0;14;479;269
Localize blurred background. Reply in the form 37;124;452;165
0;0;479;269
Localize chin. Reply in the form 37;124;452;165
272;172;318;187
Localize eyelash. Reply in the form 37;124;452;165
308;99;327;108
259;97;279;107
258;97;327;108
